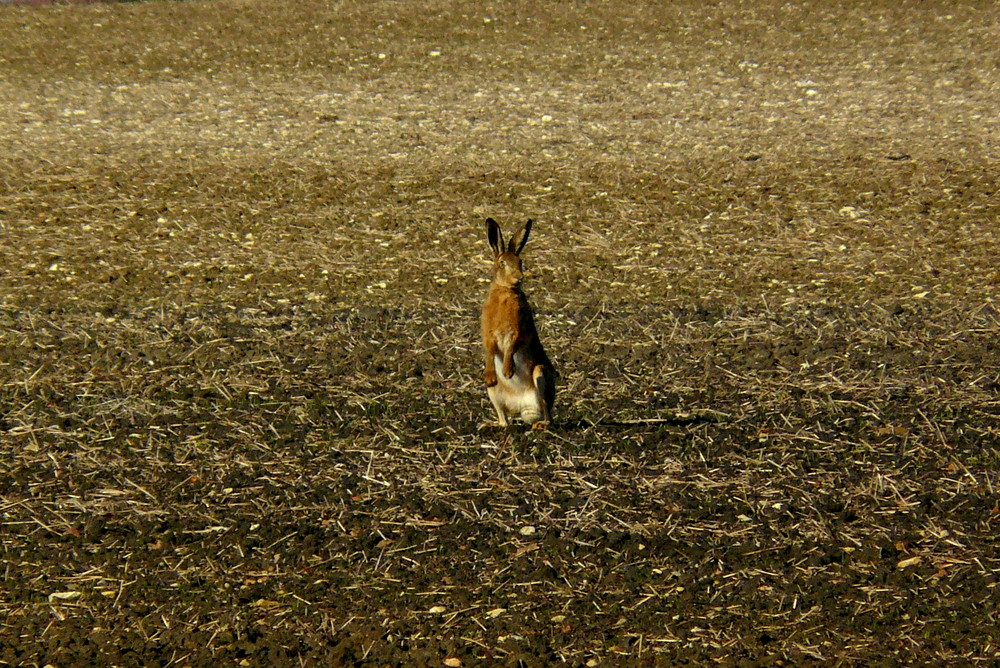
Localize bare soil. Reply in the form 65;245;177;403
1;0;999;665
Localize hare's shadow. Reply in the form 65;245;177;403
556;413;728;431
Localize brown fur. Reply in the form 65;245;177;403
481;218;556;428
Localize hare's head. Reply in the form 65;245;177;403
486;218;533;288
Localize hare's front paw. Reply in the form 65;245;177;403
502;358;516;379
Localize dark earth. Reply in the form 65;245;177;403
1;0;998;665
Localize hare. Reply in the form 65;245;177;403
481;217;556;429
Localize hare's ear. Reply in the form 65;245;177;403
486;218;504;257
509;218;533;256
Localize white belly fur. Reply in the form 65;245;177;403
493;352;542;423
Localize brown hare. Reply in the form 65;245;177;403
481;217;557;429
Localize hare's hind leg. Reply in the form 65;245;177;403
487;385;510;427
530;365;555;430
